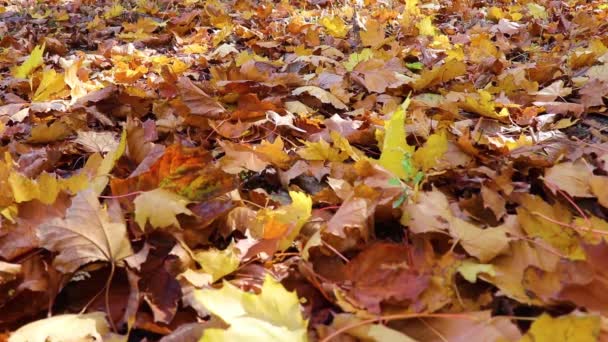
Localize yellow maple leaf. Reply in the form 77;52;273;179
9;171;88;205
193;274;308;342
134;188;193;229
320;15;349;38
253;191;312;251
412;58;466;90
460;90;510;120
193;245;240;282
255;137;291;169
520;314;599;342
12;44;45;79
32;69;68;102
417;16;437;36
526;3;547;20
28;121;72;144
297;139;348;162
343;48;374;72
235;50;270;67
377;98;414;179
330;131;365;162
413;131;448;170
8;312;110;342
103;3;124;19
516;194;585;260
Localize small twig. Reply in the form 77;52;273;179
99;191;143;199
320;313;478;342
321;240;349;263
533;211;608;236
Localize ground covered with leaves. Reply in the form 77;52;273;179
0;0;608;340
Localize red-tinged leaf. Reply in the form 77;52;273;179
111;144;237;202
341;243;430;314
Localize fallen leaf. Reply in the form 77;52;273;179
178;77;226;119
28;121;72;144
134;188;193;229
32;68;68;102
193;245;240;282
37;190;133;272
320;15;349;38
12;44;45;79
520;313;600;342
193;274;308;341
292;86;348;110
377;98;415;179
544;160;594;198
516;194;584;260
413;131;449;170
8;312;111;342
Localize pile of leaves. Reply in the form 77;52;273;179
1;0;608;340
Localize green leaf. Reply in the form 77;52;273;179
405;62;424;70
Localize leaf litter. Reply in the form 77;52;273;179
0;0;608;340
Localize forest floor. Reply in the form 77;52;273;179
1;0;608;340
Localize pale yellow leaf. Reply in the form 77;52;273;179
134;188;193;229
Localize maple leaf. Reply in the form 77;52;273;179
37;190;133;273
520;314;600;342
193;244;240;282
193;274;308;341
395;311;522;341
253;191;312;251
544;160;594;198
413;131;449;170
111;144;237;202
516;194;585;260
457;260;496;283
405;189;510;262
377;98;415;180
12;44;45;79
292;86;348;110
482;240;560;304
297;138;348;162
88;129;127;194
9;171;88;205
359;20;385;47
27;121;72;144
32;68;68;102
320;15;349;38
339;243;430;314
177;77;226;119
8;312;111;342
134;188;193;229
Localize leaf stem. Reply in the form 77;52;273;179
105;262;117;333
